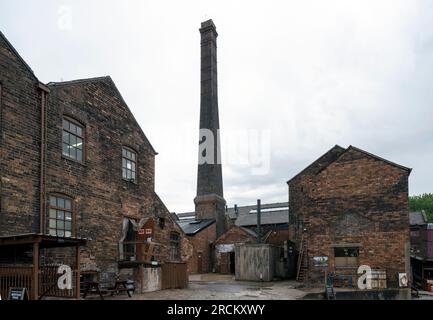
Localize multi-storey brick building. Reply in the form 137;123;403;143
288;145;411;288
0;30;191;293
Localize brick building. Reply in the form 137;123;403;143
213;226;256;274
176;218;216;274
288;145;411;288
409;211;433;289
178;202;290;275
0;30;191;291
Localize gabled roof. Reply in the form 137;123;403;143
288;145;411;184
214;226;271;244
345;146;412;173
47;76;110;87
287;145;346;184
0;30;38;81
48;76;157;155
177;219;215;236
410;211;428;226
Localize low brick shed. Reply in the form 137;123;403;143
235;244;278;281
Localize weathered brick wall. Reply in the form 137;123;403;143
289;147;410;287
266;229;289;246
186;223;216;274
214;226;255;273
44;79;188;282
0;34;42;236
215;226;255;245
0;33;192;284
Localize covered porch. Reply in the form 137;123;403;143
0;233;86;300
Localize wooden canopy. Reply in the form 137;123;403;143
0;233;87;300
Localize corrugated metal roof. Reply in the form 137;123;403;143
177;219;215;235
235;210;289;227
226;202;288;220
176;202;289;227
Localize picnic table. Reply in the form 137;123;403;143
81;280;134;299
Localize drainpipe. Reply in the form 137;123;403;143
38;82;50;234
0;81;3;221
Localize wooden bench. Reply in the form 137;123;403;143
82;281;134;299
82;281;108;300
107;280;134;297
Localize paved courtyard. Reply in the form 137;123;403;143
83;274;433;300
104;274;308;300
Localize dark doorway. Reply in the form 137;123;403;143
229;252;235;274
197;252;203;273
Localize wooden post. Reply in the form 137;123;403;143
75;245;80;299
257;199;261;244
32;242;39;300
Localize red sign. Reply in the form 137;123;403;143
145;228;152;235
138;229;145;235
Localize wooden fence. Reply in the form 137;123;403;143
161;262;188;290
0;266;77;299
0;267;33;299
39;266;76;298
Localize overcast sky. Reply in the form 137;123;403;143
1;0;433;213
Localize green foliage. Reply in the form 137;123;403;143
409;193;433;222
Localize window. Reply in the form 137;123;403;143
334;247;359;267
124;220;137;261
62;118;84;162
159;218;165;230
48;195;73;237
170;233;181;261
122;147;137;182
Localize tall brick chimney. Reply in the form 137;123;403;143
194;19;226;238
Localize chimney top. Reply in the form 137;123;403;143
201;19;216;29
200;19;218;37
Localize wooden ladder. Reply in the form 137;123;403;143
296;234;308;282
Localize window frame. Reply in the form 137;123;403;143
62;116;85;163
169;232;181;262
334;247;359;268
122;146;138;183
47;194;75;238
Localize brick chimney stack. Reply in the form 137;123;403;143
194;19;226;238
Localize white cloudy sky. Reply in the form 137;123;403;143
1;0;433;213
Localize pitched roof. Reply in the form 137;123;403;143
47;76;110;87
410;211;428;226
287;145;346;184
48;76;158;155
345;146;412;173
226;202;289;220
288;145;412;184
176;202;289;227
0;30;37;80
177;219;215;236
235;209;289;227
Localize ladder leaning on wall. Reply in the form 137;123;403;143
296;234;308;282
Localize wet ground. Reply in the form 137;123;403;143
98;274;307;300
83;273;433;300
